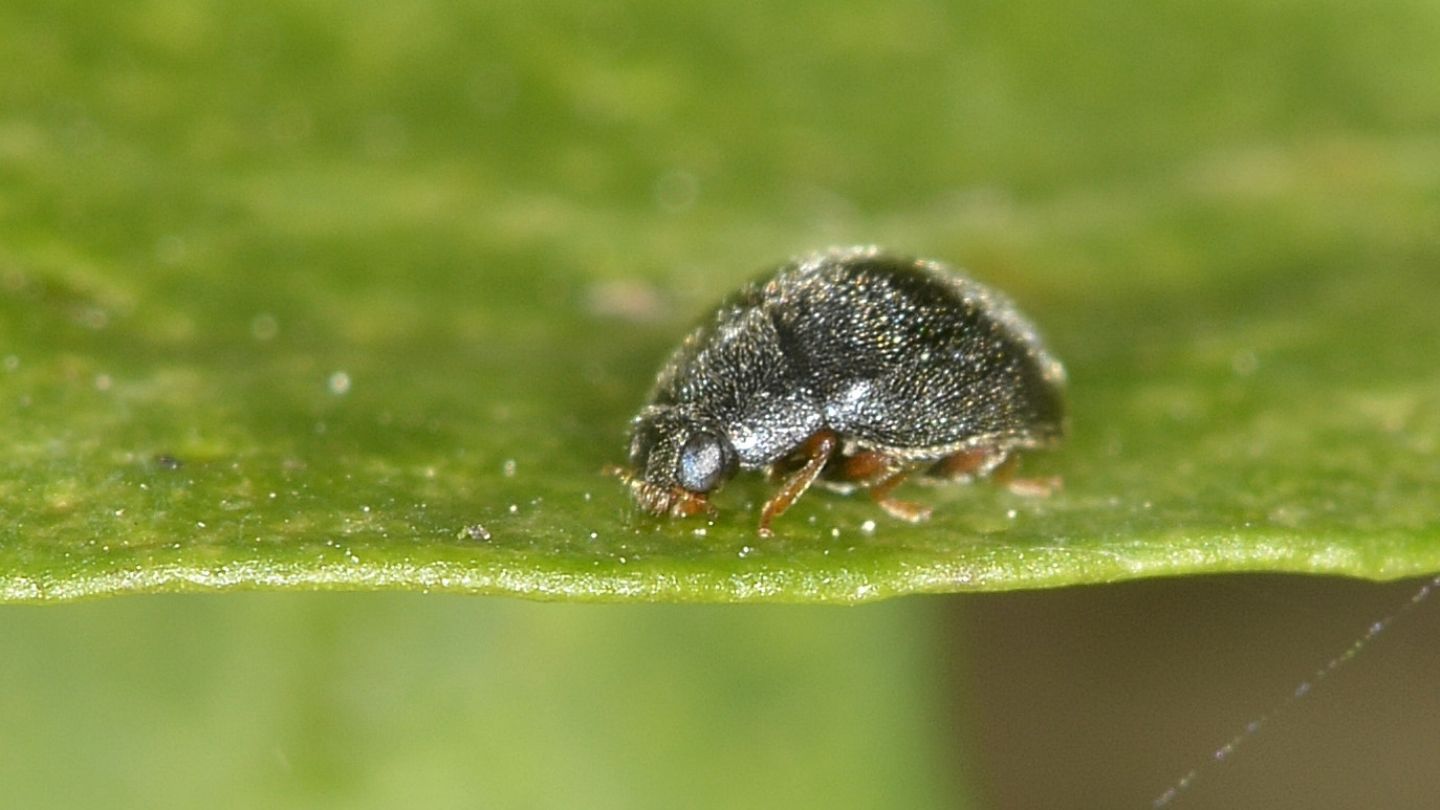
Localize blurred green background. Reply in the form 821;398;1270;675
3;0;1440;807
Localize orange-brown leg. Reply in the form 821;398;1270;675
759;430;838;537
867;467;932;522
989;453;1063;497
930;446;1005;480
833;451;889;480
837;451;932;523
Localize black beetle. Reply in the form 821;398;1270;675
612;246;1065;535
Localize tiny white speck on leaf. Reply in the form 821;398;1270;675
460;524;491;541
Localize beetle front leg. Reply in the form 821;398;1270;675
758;430;838;536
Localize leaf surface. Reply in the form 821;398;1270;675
2;2;1438;604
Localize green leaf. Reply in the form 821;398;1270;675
3;2;1439;604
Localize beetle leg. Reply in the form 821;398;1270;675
928;446;1007;481
836;451;932;523
990;453;1063;497
835;451;892;480
867;467;932;523
758;430;838;537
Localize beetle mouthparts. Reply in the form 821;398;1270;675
604;465;713;518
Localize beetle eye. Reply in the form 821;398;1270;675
676;432;730;493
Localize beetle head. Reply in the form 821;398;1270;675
618;407;738;517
